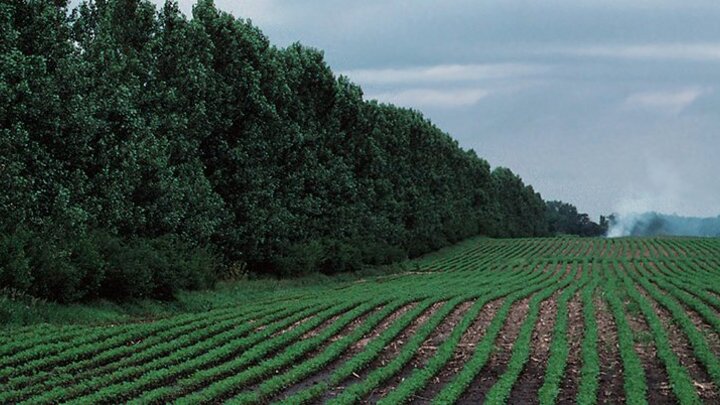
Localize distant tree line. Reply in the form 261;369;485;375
546;201;608;237
1;0;596;302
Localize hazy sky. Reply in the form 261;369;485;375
154;0;720;219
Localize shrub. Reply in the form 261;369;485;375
358;240;406;266
274;238;395;277
0;227;218;303
100;235;218;300
275;240;327;277
0;230;33;292
317;238;363;275
28;238;86;303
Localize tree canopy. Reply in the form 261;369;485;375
1;0;598;302
546;200;608;237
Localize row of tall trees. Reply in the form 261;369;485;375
3;0;557;302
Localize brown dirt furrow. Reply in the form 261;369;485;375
560;263;572;277
672;244;688;257
689;288;720;316
409;297;505;404
456;295;532;404
301;313;343;340
270;301;418;402
683;305;720;358
321;301;446;402
654;243;668;257
648;263;720;319
594;292;627;405
286;307;356;345
556;291;584;404
255;315;306;334
574;264;585;280
507;290;561;405
232;305;383;399
612;244;622;260
618;287;675;404
640;242;653;257
649;267;720;357
368;300;475;403
708;291;720;303
351;302;419;354
147;306;368;402
634;282;717;401
260;311;317;335
598;240;608;258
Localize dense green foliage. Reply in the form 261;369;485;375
2;237;719;403
546;200;608;237
0;0;560;301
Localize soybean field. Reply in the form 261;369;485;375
2;237;720;404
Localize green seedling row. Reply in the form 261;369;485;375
3;237;718;404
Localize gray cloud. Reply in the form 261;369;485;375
623;87;710;114
341;63;548;85
365;88;490;109
543;43;720;61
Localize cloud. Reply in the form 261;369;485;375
547;43;720;61
541;0;719;10
129;0;291;26
342;63;547;85
365;88;490;108
623;87;708;114
213;0;284;23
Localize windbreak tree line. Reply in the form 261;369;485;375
2;0;553;302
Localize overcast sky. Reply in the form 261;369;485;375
155;0;720;219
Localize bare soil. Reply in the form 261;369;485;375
556;291;585;404
708;291;720;303
368;300;475;403
299;314;337;339
271;301;418;402
507;290;561;405
683;303;720;357
618;285;676;404
456;295;532;404
409;297;505;404
634;282;717;401
321;301;445;402
593;292;628;405
221;305;384;400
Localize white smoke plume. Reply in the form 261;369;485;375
607;212;720;237
606;158;719;237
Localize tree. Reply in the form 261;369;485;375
1;0;577;302
546;200;607;237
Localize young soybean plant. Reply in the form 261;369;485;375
575;263;601;405
481;264;578;405
538;262;592;405
602;261;649;405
